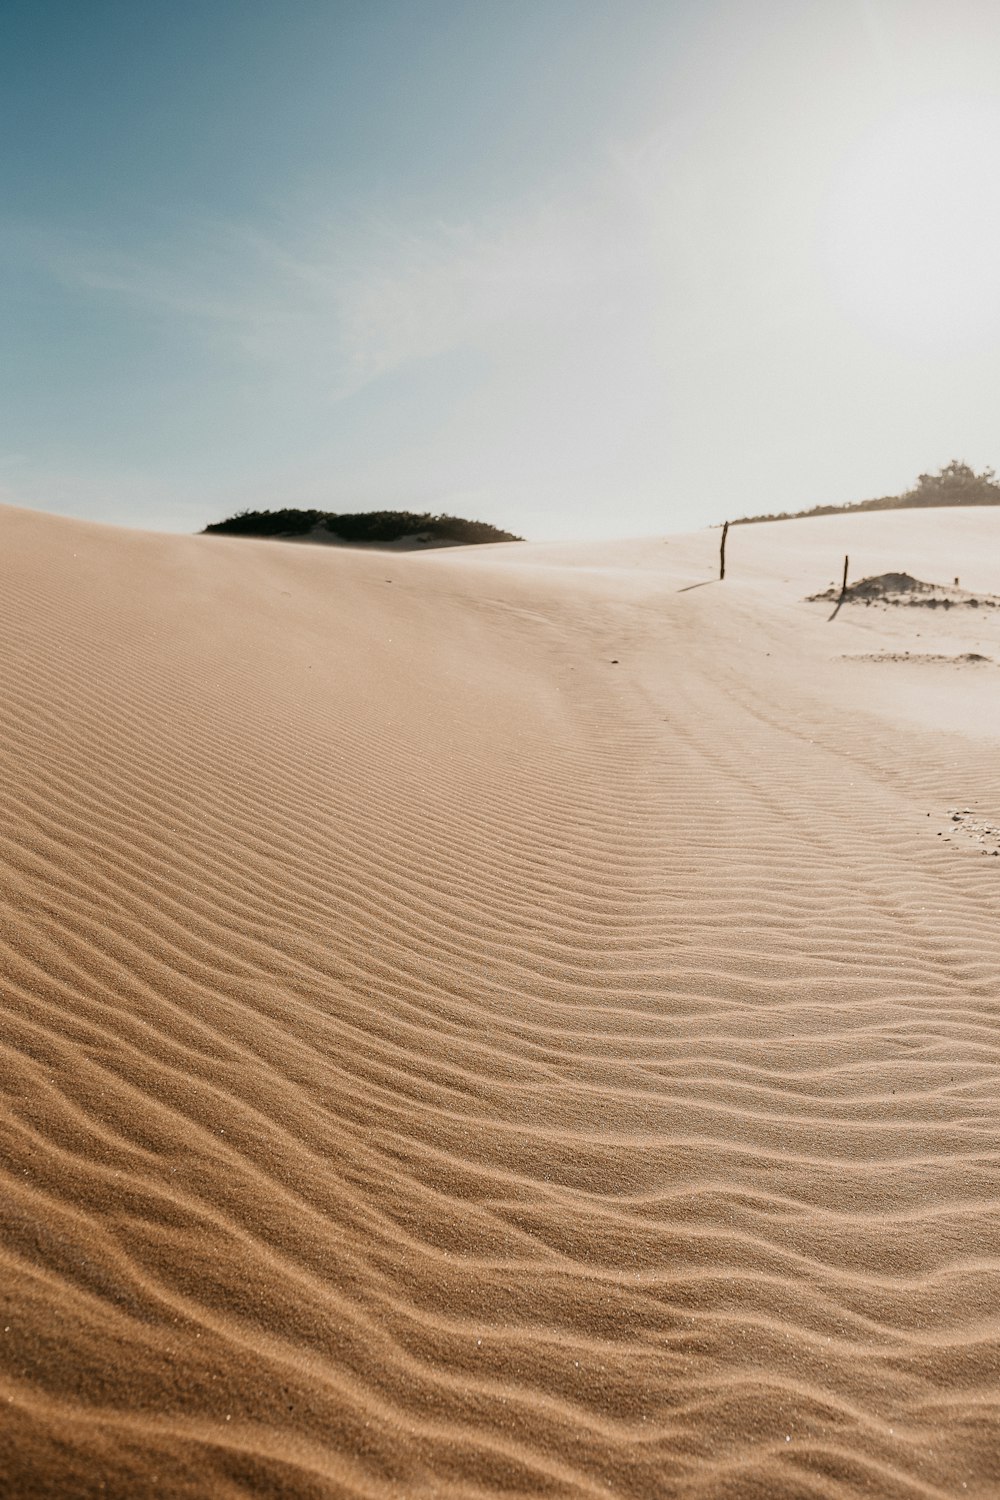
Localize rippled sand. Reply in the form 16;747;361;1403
2;501;1000;1498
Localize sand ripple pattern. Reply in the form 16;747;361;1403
1;506;999;1498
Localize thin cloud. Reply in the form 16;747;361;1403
11;166;662;403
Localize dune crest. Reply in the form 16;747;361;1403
2;502;1000;1498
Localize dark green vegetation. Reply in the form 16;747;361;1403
736;461;1000;525
203;509;522;546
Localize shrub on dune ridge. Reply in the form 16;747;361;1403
321;510;522;544
203;508;522;545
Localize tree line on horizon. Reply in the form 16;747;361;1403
734;461;1000;525
203;508;523;545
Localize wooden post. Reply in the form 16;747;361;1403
840;554;849;597
719;521;730;580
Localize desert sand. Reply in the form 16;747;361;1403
1;500;999;1499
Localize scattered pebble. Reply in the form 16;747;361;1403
943;808;1000;857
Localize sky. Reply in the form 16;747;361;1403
4;0;1000;540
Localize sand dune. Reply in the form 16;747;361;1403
1;500;999;1498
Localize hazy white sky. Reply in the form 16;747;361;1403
4;0;1000;538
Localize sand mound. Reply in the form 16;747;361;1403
844;569;930;597
2;502;1000;1498
811;571;1000;609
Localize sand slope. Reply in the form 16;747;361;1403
1;502;999;1499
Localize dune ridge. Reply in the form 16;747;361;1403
1;502;999;1497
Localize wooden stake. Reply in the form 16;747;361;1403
720;520;730;580
841;554;849;596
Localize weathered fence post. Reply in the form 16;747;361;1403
840;554;849;597
720;521;730;580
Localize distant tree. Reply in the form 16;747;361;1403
903;460;1000;507
733;459;1000;525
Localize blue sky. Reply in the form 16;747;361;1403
4;0;1000;538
